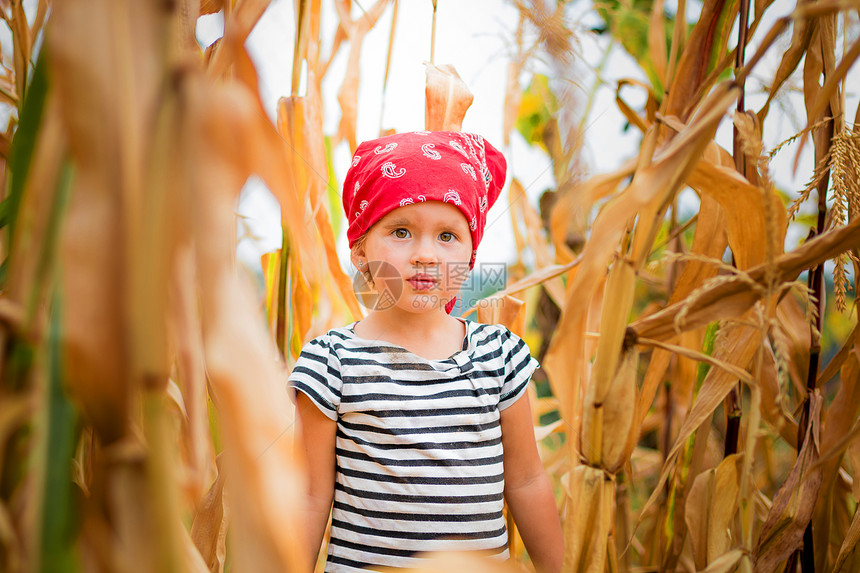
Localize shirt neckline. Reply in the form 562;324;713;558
345;317;471;363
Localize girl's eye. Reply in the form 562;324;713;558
439;232;456;243
393;228;410;239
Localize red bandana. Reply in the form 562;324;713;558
342;131;506;268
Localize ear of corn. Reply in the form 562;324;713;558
424;62;474;132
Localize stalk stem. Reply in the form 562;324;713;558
430;0;437;64
725;0;750;462
794;101;832;573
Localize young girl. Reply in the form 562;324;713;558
289;131;563;573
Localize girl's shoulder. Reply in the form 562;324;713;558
466;320;521;345
298;322;361;353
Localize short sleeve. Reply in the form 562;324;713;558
498;328;540;411
287;334;343;421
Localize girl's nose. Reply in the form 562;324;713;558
410;237;439;265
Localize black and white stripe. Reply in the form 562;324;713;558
289;319;538;572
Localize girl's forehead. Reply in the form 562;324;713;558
377;201;469;228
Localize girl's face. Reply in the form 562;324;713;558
352;201;473;314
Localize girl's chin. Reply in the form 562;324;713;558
400;293;454;313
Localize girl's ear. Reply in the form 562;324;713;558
350;248;366;272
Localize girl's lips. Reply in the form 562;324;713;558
406;275;437;291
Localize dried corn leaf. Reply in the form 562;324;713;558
509;178;564;305
477;294;524;335
775;294;812;394
277;97;312;206
169;244;216;503
850;427;860;503
795;18;838;169
755;1;814;122
425;62;474;132
631;217;860;341
818;323;859;386
636;347;673;436
102;442;167;573
548;160;636;263
806;18;854;138
50;0;167;443
833;503;860;572
820;346;860;471
181;524;213;573
277;96;362;322
5;85;61;302
191;461;228;573
753;392;823;573
289;258;314;357
334;0;390;153
545;82;737;428
188;77;307;573
261;250;282;340
208;0;273;79
629;85;739;266
636;321;760;529
636;194;727;430
814;348;860;571
700;548;745;573
684;453;742;569
176;0;202;54
616;84;650;134
508;181;528;278
687;159;786;270
662;0;740;121
200;0;223;15
563;465;614;572
11;0;31;104
292;0;310;96
759;343;798;448
648;0;667;89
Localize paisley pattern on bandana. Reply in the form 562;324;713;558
443;189;462;205
374;142;398;154
482;165;492;185
461;163;477;180
421;143;442;160
354;198;369;218
448;140;469;158
381;161;406;178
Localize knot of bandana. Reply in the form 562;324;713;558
342;131;507;268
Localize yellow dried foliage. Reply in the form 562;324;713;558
1;1;859;573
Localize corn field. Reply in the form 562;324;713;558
0;0;859;572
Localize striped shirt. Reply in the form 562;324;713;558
288;319;539;572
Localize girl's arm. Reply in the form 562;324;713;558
296;392;338;571
500;392;564;573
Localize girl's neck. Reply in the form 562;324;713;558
353;310;466;360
